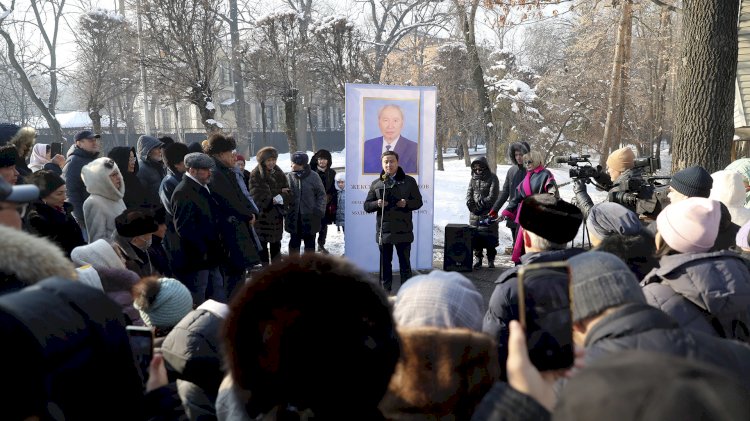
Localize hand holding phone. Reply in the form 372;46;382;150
126;325;154;386
50;142;63;158
517;262;574;372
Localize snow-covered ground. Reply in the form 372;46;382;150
247;145;667;261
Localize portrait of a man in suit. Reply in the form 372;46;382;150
363;104;418;174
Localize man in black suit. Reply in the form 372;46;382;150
171;152;225;305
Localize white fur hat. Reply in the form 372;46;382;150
71;239;125;271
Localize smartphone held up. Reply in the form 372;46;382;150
126;325;154;386
517;261;574;372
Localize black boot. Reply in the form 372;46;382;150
473;257;482;269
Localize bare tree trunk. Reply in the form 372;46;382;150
109;100;118;144
436;114;444;171
458;0;497;170
283;89;299;153
653;7;672;160
672;0;738;173
601;1;632;166
229;0;250;154
307;106;317;152
614;5;633;148
89;109;103;134
172;99;181;142
260;99;268;144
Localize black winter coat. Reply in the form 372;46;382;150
585;303;750;391
313;163;337;225
171;177;223;272
492;142;528;218
209;158;260;272
136;137;166;209
25;201;86;257
285;165;326;236
249;164;290;243
364;167;423;244
62;147;99;224
467;157;500;234
108;146;148;209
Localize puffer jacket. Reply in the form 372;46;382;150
62;146;99;224
364;167;423;244
136;135;165;208
641;250;750;342
491;142;528;216
710;170;750;227
161;300;228;420
584;303;750;391
285;165;326;236
81;158;127;243
311;149;337;225
467;157;500;233
379;327;500;420
249;163;290;243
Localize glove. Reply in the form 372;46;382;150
573;179;587;194
488;209;498;219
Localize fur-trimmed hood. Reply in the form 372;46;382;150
312;149;333;168
81;157;125;201
507;142;529;165
335;172;345;191
8;126;36;159
379;327;500;419
0;225;77;294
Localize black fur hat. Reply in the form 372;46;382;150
519;194;582;244
163;143;189;168
312;149;333;167
204;133;236;156
115;209;158;238
27;170;66;199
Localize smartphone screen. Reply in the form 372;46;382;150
50;142;62;157
126;326;154;385
517;262;574;371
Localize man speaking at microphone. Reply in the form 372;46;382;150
364;150;423;293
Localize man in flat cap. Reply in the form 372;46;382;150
171;152;225;305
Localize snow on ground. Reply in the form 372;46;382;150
247;145;667;261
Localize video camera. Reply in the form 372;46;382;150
555;154;610;186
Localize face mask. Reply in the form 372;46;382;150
137;235;152;250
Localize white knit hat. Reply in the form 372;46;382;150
657;198;720;253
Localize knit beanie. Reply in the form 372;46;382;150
670;166;713;198
291;151;309;166
134;277;193;329
235;154;245;162
163;143;189;168
0;123;21;145
586;202;641;240
568;251;645;322
70;239;126;270
256;146;279;164
657;197;720;253
27;170;66;199
606;147;635;173
393;270;484;331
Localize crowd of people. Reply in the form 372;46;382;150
2;119;750;419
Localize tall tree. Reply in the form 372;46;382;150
73;8;136;134
0;0;65;141
672;0;738;172
141;0;225;132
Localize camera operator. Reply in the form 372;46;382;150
573;146;641;218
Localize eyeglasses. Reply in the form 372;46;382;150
0;202;29;218
524;160;534;165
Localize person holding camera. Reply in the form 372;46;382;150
573;146;642;218
499;150;558;264
466;157;500;268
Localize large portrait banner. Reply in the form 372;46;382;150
345;84;436;272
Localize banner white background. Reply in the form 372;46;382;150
344;84;436;272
